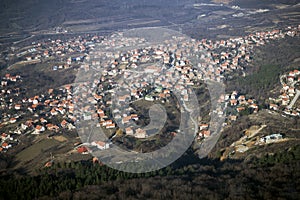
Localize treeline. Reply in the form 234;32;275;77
254;145;300;166
0;149;201;199
0;145;299;199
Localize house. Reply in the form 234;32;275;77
122;116;131;124
288;88;295;96
200;124;209;131
83;113;92;121
135;128;147;138
91;141;110;150
159;93;166;100
231;91;238;98
106;123;116;129
131;63;138;68
230;99;238;106
164;89;170;94
61;120;68;128
2;142;9;149
94;94;102;101
236;107;246;112
10;118;17;124
125;127;134;135
77;146;89;154
103;120;113;126
282;98;289;106
31;104;38;111
67;123;76;130
155;86;163;93
224;94;230;101
294;69;300;75
57;107;65;115
287;76;294;82
288;71;295;77
97;109;105;117
229;115;237;121
1;133;8;140
200;130;211;138
247;99;254;104
238;95;246;101
282;84;289;91
40;118;48;123
260;134;283;144
50;108;58;116
33;125;45;134
249;104;258;109
25;120;33;128
269;103;278;111
10;76;17;82
131;114;139;121
5;74;10;79
92;157;99;163
1;81;7;86
14;104;21;110
281;92;290;98
145;95;154;101
44;161;53;167
239;99;248;105
32;99;39;105
46;123;54;130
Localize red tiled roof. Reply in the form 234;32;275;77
77;146;88;153
2;142;8;148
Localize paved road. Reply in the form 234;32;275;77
287;89;300;109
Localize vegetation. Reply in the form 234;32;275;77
236;64;281;99
227;36;300;102
0;1;300;199
254;145;300;166
0;146;299;199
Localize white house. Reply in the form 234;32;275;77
91;141;110;150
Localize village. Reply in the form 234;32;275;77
269;69;300;117
0;24;299;156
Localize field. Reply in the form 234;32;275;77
1;0;299;43
2;61;77;98
14;138;60;172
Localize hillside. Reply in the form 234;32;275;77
0;1;299;199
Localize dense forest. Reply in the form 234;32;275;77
0;145;299;199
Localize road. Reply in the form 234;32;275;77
12;34;36;45
287;89;300;109
181;99;198;137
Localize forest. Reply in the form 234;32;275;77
0;145;299;199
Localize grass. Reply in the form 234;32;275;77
3;62;77;98
15;138;60;168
